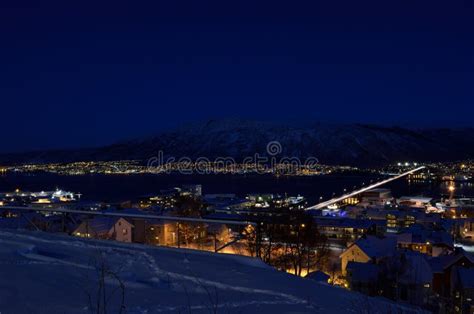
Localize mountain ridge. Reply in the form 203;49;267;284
1;120;473;167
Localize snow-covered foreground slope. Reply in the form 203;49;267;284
0;230;423;314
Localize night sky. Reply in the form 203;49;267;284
1;0;473;152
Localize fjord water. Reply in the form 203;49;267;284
1;172;471;203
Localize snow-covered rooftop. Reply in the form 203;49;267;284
351;235;398;259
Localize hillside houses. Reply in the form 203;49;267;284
72;213;210;248
73;217;134;242
339;230;474;310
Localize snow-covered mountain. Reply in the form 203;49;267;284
2;120;474;166
0;229;423;313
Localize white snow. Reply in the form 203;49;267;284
0;230;425;313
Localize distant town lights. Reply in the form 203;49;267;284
398;162;419;167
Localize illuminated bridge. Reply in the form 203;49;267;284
305;166;426;211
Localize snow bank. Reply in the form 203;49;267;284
0;230;425;314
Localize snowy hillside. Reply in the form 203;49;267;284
0;230;424;313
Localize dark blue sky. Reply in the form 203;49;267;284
1;0;473;152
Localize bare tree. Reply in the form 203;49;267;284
80;250;127;314
250;211;330;276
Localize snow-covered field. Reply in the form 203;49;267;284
0;230;423;313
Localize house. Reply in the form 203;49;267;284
113;218;134;242
397;224;454;257
305;270;330;283
104;208;149;243
346;262;379;295
340;235;397;276
72;217;110;238
429;249;474;297
396;251;433;306
145;219;178;246
145;219;208;248
73;217;134;243
451;266;474;313
345;250;435;307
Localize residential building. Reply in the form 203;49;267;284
305;270;330;283
429;249;474;297
396;252;433;306
451;267;474;313
340;235;397;276
73;217;134;243
314;217;375;243
366;208;440;232
346;261;379;295
397;224;454;257
145;220;178;246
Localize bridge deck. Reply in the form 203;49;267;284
305;166;425;210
